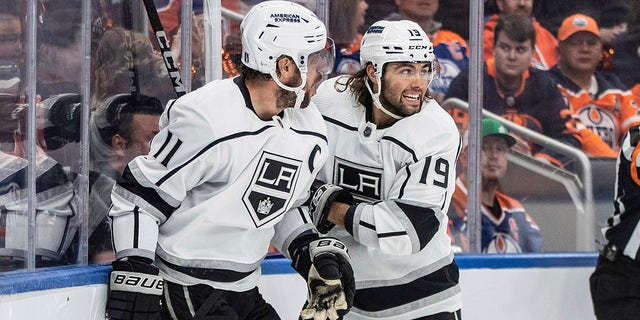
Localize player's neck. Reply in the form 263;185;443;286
245;78;280;120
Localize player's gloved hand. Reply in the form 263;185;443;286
296;238;355;320
309;181;354;233
106;257;163;320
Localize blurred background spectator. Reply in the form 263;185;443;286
612;1;640;104
484;0;558;70
328;0;368;76
36;0;83;99
549;14;639;157
86;93;163;263
449;118;542;253
359;0;396;34
446;14;583;166
92;26;174;108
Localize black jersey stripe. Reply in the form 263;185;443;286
156;126;272;186
323;115;359;131
37;163;69;193
381;136;418;162
378;231;408;238
359;220;376;231
153;131;173;158
161;138;183;167
290;128;328;143
395;202;440;249
297;207;309;224
157;255;255;282
353;261;459;312
398;166;411;198
119;166;177;218
54;206;75;255
133;206;140;248
165;99;177;123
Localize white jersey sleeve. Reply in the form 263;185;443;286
313;78;461;255
348;101;460;255
110;91;222;260
110;77;330;276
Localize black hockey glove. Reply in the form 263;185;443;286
106;257;163;320
309;181;354;234
292;237;355;320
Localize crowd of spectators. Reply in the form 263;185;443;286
1;0;639;273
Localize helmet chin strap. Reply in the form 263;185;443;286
271;71;307;109
365;77;403;120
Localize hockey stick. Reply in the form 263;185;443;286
141;0;186;98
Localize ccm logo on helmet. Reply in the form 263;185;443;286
408;45;430;50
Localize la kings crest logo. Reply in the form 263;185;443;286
243;151;301;227
333;157;383;202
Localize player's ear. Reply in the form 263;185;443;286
111;134;127;156
276;56;294;75
276;56;302;86
365;63;376;82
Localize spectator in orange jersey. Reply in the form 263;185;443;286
384;0;470;102
449;118;542;253
484;0;558;70
446;14;585;166
549;14;640;157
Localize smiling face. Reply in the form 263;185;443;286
377;61;432;119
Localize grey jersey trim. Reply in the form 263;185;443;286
356;252;454;289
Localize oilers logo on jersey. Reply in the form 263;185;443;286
577;104;617;149
243;151;301;227
484;232;522;254
333;157;383;202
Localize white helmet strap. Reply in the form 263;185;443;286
271;70;307;109
364;76;403;120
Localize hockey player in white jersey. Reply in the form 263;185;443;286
310;20;463;319
105;1;354;319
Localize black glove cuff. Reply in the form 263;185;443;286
289;233;320;279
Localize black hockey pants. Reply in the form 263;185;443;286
161;281;280;320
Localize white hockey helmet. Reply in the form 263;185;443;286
241;0;330;75
360;20;439;80
240;1;334;108
360;20;439;119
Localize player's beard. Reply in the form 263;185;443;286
275;73;311;109
275;87;311;109
378;78;424;117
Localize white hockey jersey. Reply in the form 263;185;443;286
0;151;78;266
312;76;463;319
110;76;328;292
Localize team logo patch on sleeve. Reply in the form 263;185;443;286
243;151;301;227
333;157;383;202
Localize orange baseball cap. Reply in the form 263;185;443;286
558;13;599;41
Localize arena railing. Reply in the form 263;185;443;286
442;97;595;251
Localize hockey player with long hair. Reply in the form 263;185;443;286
310;20;463;319
104;1;354;319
